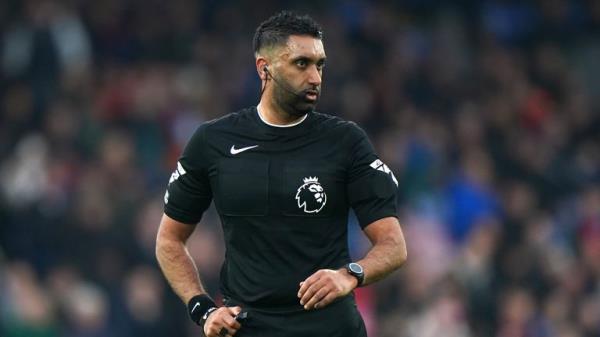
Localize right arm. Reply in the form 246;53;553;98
157;125;241;336
156;214;241;336
155;213;204;304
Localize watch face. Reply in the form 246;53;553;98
349;263;363;274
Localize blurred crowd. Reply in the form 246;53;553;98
1;0;599;336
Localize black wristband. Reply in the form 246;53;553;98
187;294;217;325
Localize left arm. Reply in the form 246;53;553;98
298;216;407;310
299;123;406;310
355;216;407;285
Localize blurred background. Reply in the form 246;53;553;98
0;0;599;336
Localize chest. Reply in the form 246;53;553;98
207;141;350;218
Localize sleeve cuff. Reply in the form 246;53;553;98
164;206;202;225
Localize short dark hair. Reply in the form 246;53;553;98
253;11;323;55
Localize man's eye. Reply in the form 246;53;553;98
296;60;307;67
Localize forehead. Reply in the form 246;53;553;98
278;35;325;60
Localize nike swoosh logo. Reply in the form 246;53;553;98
230;145;259;155
191;302;201;313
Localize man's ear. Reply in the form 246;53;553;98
256;56;268;81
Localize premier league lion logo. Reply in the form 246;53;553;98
296;177;327;213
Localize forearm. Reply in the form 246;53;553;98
156;235;205;304
357;239;405;286
356;218;407;286
299;223;407;310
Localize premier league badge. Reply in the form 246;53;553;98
296;177;327;213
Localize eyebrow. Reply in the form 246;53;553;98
290;55;327;64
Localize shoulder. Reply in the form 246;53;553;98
189;107;254;139
180;108;252;156
204;107;253;130
312;111;368;143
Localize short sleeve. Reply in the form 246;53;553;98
163;125;213;224
346;123;399;229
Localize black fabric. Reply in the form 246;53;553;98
164;107;398;312
187;294;217;325
224;295;367;337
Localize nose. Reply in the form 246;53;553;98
307;65;322;86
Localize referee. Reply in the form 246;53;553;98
156;11;407;337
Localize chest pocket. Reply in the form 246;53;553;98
215;158;269;216
281;166;345;218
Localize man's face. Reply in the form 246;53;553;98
269;35;326;116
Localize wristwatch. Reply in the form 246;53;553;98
345;262;365;287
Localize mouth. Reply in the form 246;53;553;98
304;89;319;101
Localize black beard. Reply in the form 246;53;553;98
272;80;318;118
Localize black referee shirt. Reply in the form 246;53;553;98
164;106;398;310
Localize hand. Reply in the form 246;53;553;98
203;306;242;337
298;269;358;310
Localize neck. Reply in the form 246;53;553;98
257;100;307;126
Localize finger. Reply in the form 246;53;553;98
227;306;242;316
300;278;327;306
298;279;312;298
223;314;242;330
315;292;338;309
206;310;239;336
206;325;221;337
207;322;226;337
218;326;238;337
212;307;235;321
304;286;331;310
218;327;229;337
298;270;321;297
298;270;323;297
